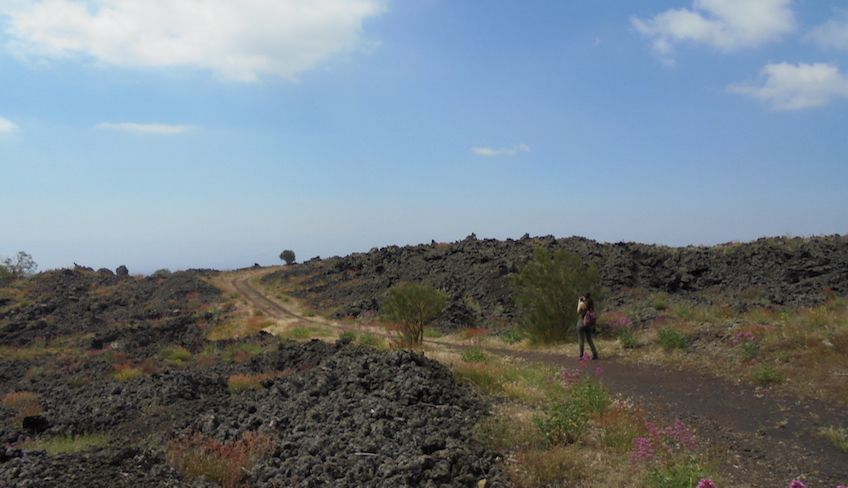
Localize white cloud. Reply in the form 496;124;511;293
808;11;848;51
0;0;386;82
0;116;18;133
728;62;848;110
96;122;194;134
471;144;530;158
632;0;795;59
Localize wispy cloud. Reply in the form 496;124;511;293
96;122;194;135
471;143;530;158
632;0;795;62
807;10;848;51
0;116;17;133
1;0;387;82
728;62;848;110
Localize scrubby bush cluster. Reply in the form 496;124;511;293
380;282;447;345
511;247;601;344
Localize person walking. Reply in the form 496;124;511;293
577;292;600;360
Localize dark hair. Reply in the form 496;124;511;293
584;292;594;311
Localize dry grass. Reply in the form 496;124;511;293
2;391;43;426
166;431;276;488
23;433;110;454
616;297;848;403
113;364;144;381
227;370;293;393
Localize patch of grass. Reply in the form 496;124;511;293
113;364;144;381
357;332;383;348
651;293;669;311
0;345;62;362
423;327;443;339
339;331;356;342
159;345;193;366
223;343;266;364
618;328;639;349
227;371;291;393
534;378;611;446
24;433;110;454
166;431;276;488
475;412;543;451
658;328;688;351
643;460;707;488
597;405;646;452
739;341;760;361
207;315;272;341
461;347;488;362
820;426;848;453
281;326;333;340
513;446;588;487
2;391;43;421
500;328;524;344
752;364;783;385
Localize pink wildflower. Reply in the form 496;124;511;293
594;366;604;377
696;480;717;488
788;480;807;488
630;436;654;463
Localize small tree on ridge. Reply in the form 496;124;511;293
279;250;296;265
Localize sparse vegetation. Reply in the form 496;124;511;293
658;328;688;351
753;364;783;385
2;391;43;425
166;431;276;488
511;247;602;344
461;347;487;362
819;426;848;453
23;433;110;454
381;282;448;345
113;364;144;381
159;345;193;366
1;251;38;281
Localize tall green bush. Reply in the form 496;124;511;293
380;282;447;345
279;250;296;265
511;247;601;344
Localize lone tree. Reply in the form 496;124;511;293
279;250;296;265
1;251;38;280
380;282;447;345
511;247;601;344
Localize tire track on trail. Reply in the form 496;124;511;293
231;274;848;487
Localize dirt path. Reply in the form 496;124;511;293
229;271;847;487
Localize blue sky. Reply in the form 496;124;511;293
1;0;847;272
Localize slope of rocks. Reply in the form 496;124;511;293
264;234;848;325
0;270;504;487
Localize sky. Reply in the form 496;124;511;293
1;0;847;273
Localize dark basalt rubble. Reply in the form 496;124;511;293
0;270;504;487
264;234;848;326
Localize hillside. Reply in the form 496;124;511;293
263;234;848;326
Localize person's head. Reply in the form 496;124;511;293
583;292;594;310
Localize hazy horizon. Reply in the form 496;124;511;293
2;1;847;274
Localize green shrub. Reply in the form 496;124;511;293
511;247;602;344
650;293;669;311
618;328;639;349
358;332;382;347
753;364;783;385
423;327;443;339
160;345;193;366
658;328;688;351
381;282;447;345
739;341;759;361
500;328;525;344
534;378;610;446
644;460;706;488
570;378;611;414
461;347;488;362
339;331;356;342
820;426;848;453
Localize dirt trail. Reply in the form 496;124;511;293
229;270;847;487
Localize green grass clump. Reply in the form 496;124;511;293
650;294;669;311
500;328;524;344
160;345;193;366
282;326;333;340
113;366;143;381
618;329;639;349
752;364;783;385
461;347;488;362
643;460;706;488
820;426;848;453
739;341;759;361
423;327;443;339
534;378;611;446
658;328;688;351
25;433;109;454
339;331;356;342
358;332;383;348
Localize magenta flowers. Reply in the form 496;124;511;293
788;480;807;488
696;479;717;488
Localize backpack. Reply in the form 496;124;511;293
582;310;597;328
